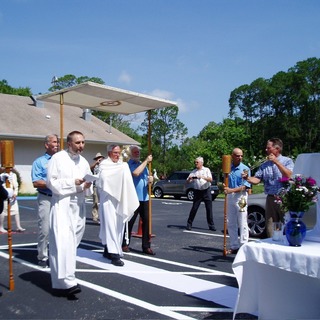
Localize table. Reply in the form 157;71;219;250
232;239;320;320
293;153;320;242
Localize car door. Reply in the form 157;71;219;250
162;172;180;194
174;172;189;194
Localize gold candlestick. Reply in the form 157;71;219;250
1;140;14;168
0;140;15;291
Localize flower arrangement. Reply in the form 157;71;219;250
275;174;320;213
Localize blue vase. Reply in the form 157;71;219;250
285;211;306;246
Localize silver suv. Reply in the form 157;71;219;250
152;170;219;201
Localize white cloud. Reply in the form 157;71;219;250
148;89;189;113
148;89;173;100
175;98;187;113
118;71;132;85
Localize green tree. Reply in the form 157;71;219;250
0;79;32;96
140;106;188;175
179;119;251;182
289;57;320;152
228;57;320;157
199;119;250;173
48;74;105;91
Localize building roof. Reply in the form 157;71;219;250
0;93;139;145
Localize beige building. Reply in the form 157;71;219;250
0;93;139;193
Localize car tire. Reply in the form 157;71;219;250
247;205;267;238
187;189;194;201
153;187;164;198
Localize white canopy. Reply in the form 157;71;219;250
36;81;177;114
37;81;177;234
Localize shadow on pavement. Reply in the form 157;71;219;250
19;271;52;294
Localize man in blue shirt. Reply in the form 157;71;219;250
243;138;294;237
31;134;59;267
122;145;155;255
224;148;251;254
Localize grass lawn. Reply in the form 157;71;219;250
216;183;264;199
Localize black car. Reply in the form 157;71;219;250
152;170;219;201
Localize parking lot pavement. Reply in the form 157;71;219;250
0;197;257;320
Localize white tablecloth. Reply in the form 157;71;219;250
232;239;320;319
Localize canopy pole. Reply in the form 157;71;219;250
147;110;153;237
222;155;232;256
60;93;64;149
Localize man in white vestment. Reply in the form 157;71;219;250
97;145;139;266
47;131;92;298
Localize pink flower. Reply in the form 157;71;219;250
277;174;320;212
306;177;317;186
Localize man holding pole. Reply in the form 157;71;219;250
121;145;155;255
223;148;251;254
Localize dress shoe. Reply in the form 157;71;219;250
122;246;130;252
38;260;48;268
143;248;156;255
16;228;26;232
52;284;81;297
65;284;81;297
186;223;192;231
111;258;124;266
209;225;216;231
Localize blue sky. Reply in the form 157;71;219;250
1;0;320;137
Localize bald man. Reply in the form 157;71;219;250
223;148;251;254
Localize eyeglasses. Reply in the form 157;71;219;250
195;161;199;164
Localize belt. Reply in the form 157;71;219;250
267;194;275;197
38;191;52;197
194;187;210;191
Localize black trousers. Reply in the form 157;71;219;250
122;200;151;249
187;187;214;227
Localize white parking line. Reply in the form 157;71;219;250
77;248;238;309
1;242;237;319
0;250;196;320
184;229;228;238
76;278;198;320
